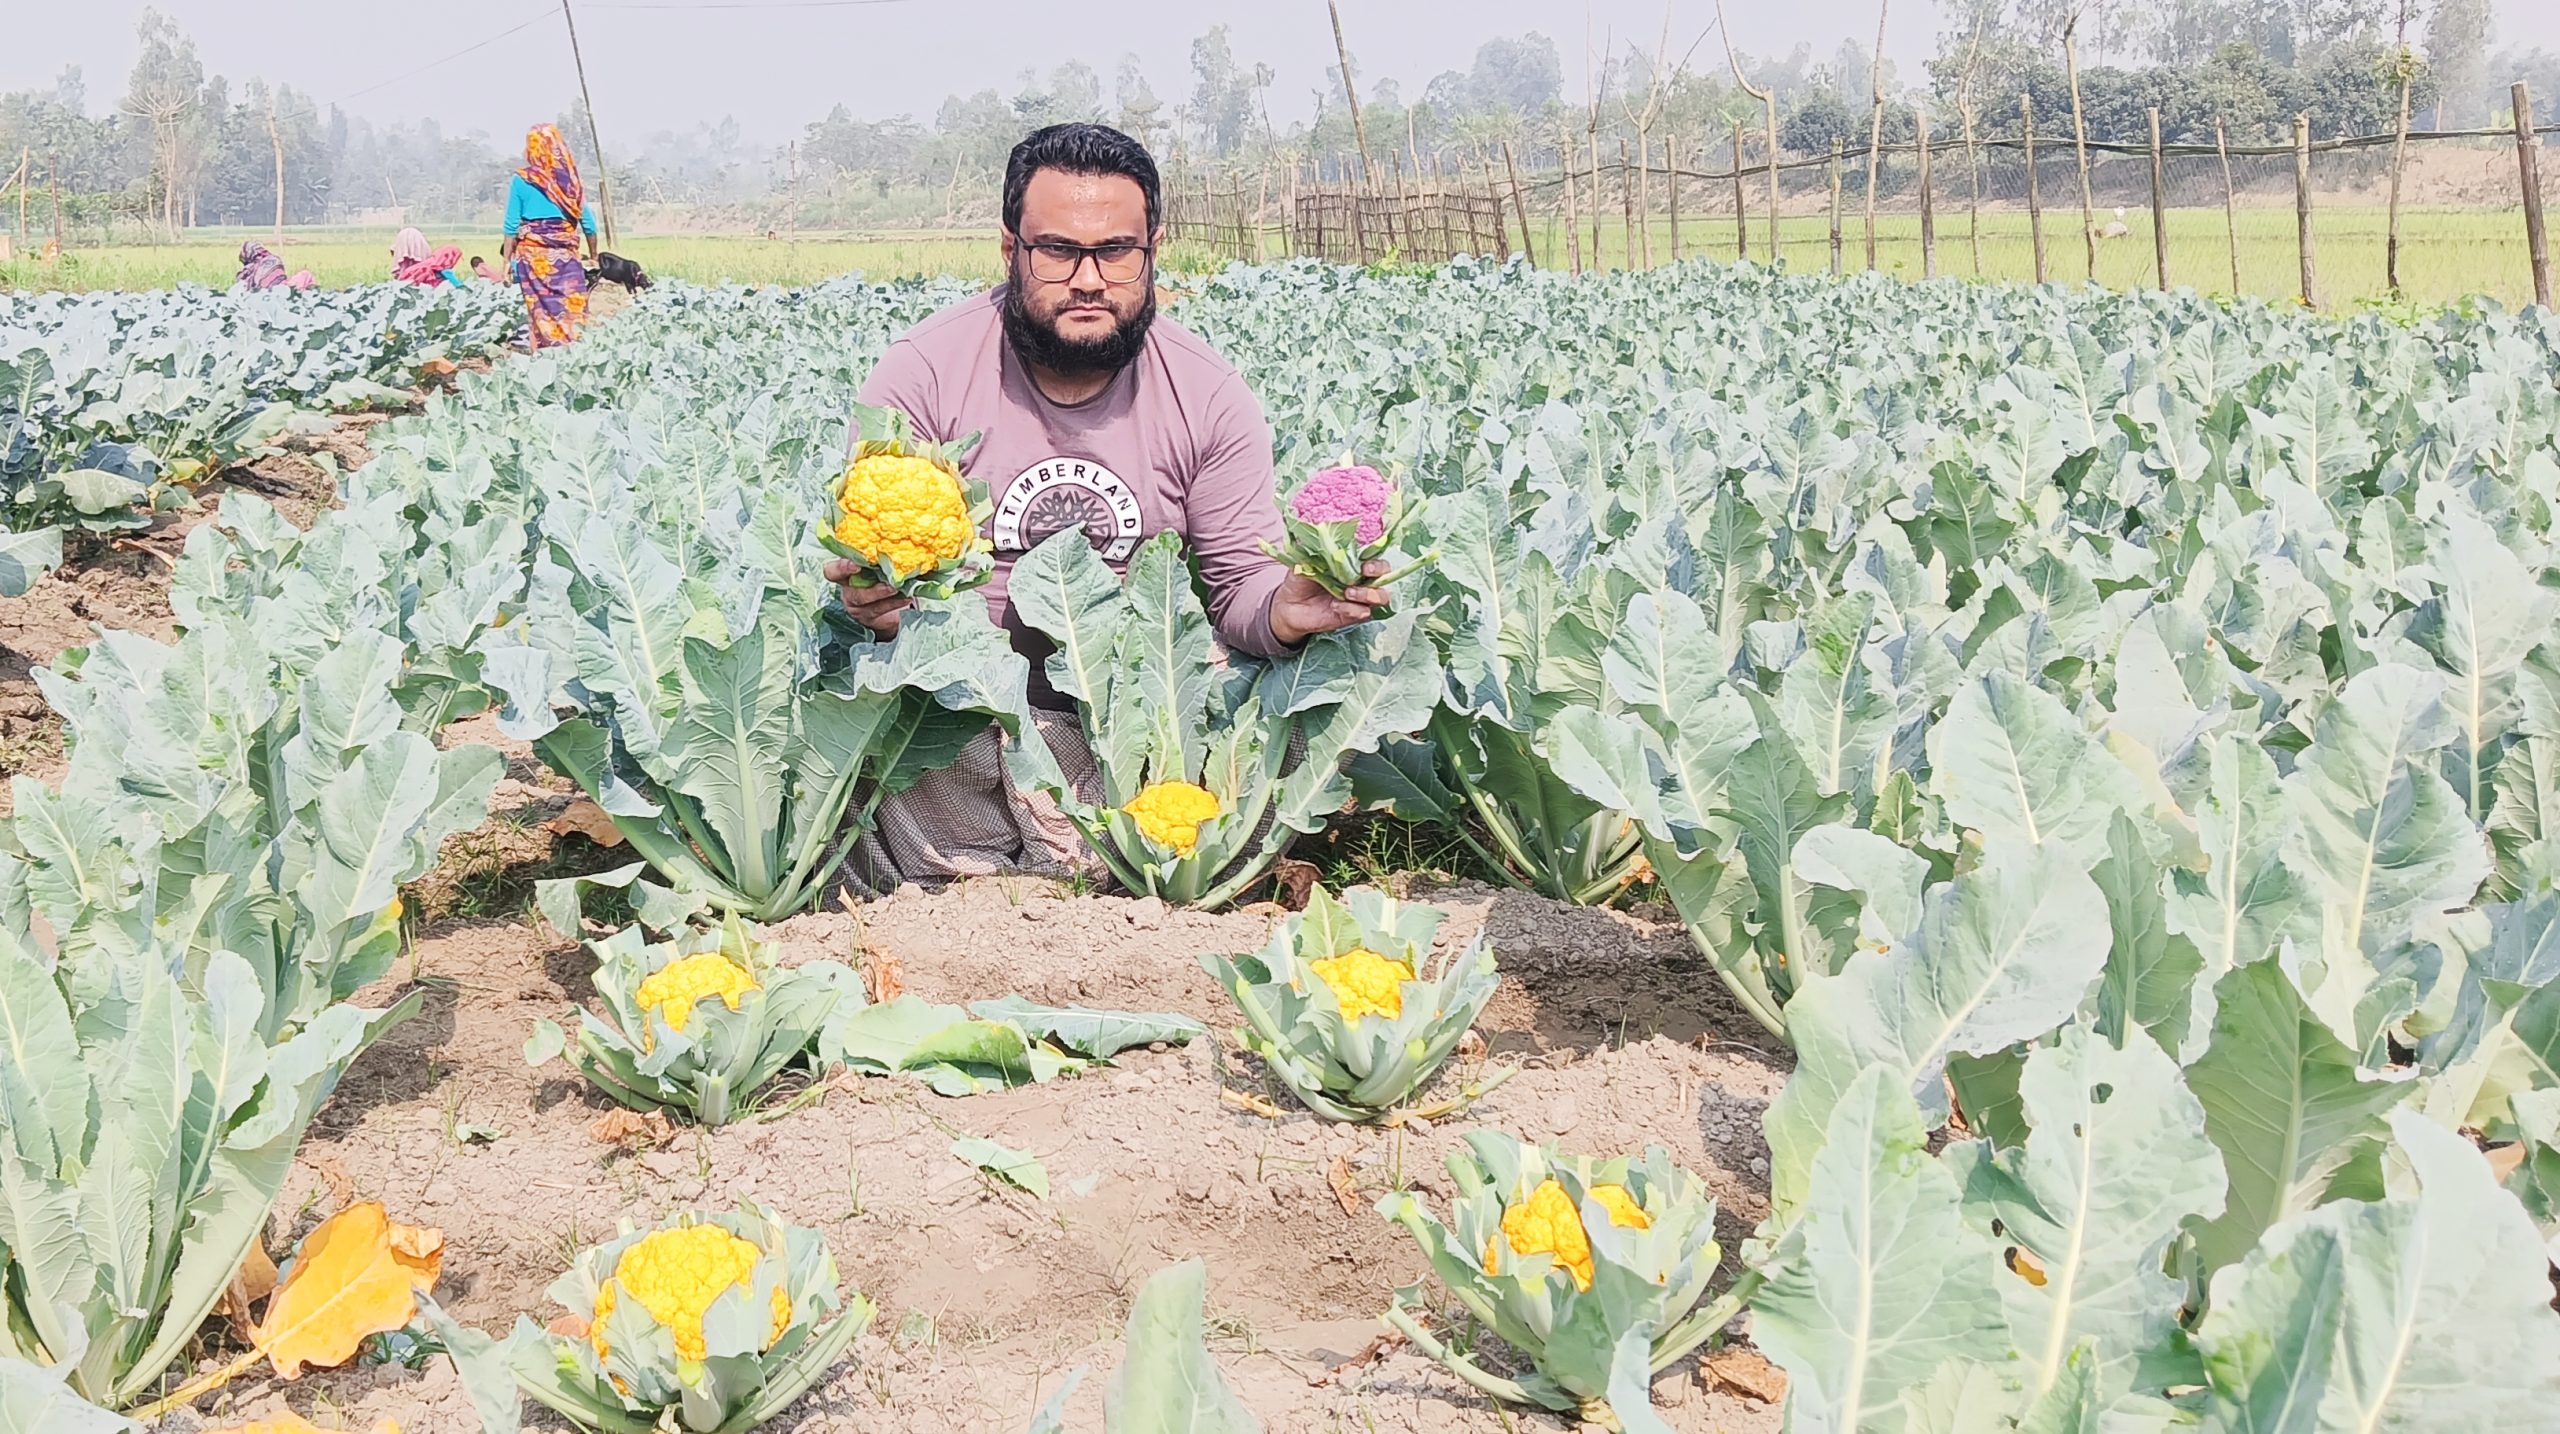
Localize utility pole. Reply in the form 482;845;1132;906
1326;0;1373;185
560;0;618;247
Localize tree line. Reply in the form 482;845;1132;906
2;3;2554;238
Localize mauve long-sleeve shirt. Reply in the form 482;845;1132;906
853;290;1292;699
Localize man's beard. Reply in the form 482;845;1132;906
1002;274;1155;380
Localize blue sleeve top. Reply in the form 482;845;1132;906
503;175;597;237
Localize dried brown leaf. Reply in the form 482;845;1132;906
542;799;626;848
1326;1155;1361;1218
861;943;904;1005
215;1239;280;1341
2487;1142;2528;1182
1273;859;1320;912
589;1108;676;1150
1701;1345;1787;1403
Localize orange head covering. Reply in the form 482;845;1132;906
519;124;584;223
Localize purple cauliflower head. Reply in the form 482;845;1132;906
1290;465;1392;546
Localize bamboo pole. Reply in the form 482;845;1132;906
1255;162;1270;263
1636;131;1654;269
1327;0;1373;180
2294;112;2317;307
2024;92;2047;283
1562;122;1584;273
2519;82;2553;308
1918;106;1936;278
1502;140;1536;267
1764;104;1780;264
1862;0;1889;270
1732;118;1748;261
2065;17;2095;281
1587;120;1602;266
1961;82;1983;275
558;0;618;247
1829;139;1845;276
1620;139;1636;269
1488;153;1512;260
2148;105;2168;288
2387;71;2411;292
1667;135;1682;261
2218;116;2240;295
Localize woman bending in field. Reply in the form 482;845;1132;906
501;124;598;348
391;227;465;287
235;241;314;291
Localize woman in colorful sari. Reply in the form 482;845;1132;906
390;227;465;287
235;241;315;291
500;124;599;348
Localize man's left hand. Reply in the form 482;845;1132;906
1269;560;1393;647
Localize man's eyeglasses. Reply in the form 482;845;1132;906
1019;239;1153;286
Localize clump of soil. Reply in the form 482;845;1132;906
163;877;1790;1433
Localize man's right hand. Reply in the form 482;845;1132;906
824;560;912;637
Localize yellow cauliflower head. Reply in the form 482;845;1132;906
1483;1178;1652;1291
1122;781;1222;856
589;1223;792;1366
1307;946;1413;1022
831;453;976;579
635;951;760;1041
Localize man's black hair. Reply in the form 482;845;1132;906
1002;123;1160;236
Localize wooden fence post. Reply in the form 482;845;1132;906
1636;134;1654;269
1918;106;1936;278
2518;81;2554;308
2066;19;2097;281
1562;123;1584;273
1733;119;1748;261
2388;60;2411;293
2148;105;2168;288
1961;85;1983;276
2294;112;2317;307
1667;136;1682;261
1620;140;1636;269
1863;128;1881;270
2024;92;2047;283
1764;107;1780;264
1489;154;1512;260
1502;141;1536;266
1829;139;1845;276
2217;117;2240;295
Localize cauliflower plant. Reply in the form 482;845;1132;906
1380;1132;1726;1427
526;914;858;1127
822;403;992;599
506;1204;869;1434
1201;885;1505;1122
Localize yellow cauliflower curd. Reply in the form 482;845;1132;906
1122;781;1222;856
589;1224;792;1365
636;952;760;1037
832;454;975;578
1484;1179;1652;1291
1308;946;1413;1022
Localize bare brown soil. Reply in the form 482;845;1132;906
156;863;1789;1434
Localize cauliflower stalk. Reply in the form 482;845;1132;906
504;1204;870;1434
1200;885;1506;1123
527;914;859;1127
821;403;993;599
1260;456;1434;600
1379;1133;1728;1427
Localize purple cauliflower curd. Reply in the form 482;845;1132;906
1290;465;1392;546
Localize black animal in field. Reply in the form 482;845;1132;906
590;252;652;292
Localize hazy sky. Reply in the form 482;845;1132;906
12;1;2560;148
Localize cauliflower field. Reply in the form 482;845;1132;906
5;258;2560;1432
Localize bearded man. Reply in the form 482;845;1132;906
828;123;1387;880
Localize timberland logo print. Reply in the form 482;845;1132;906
992;457;1144;561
